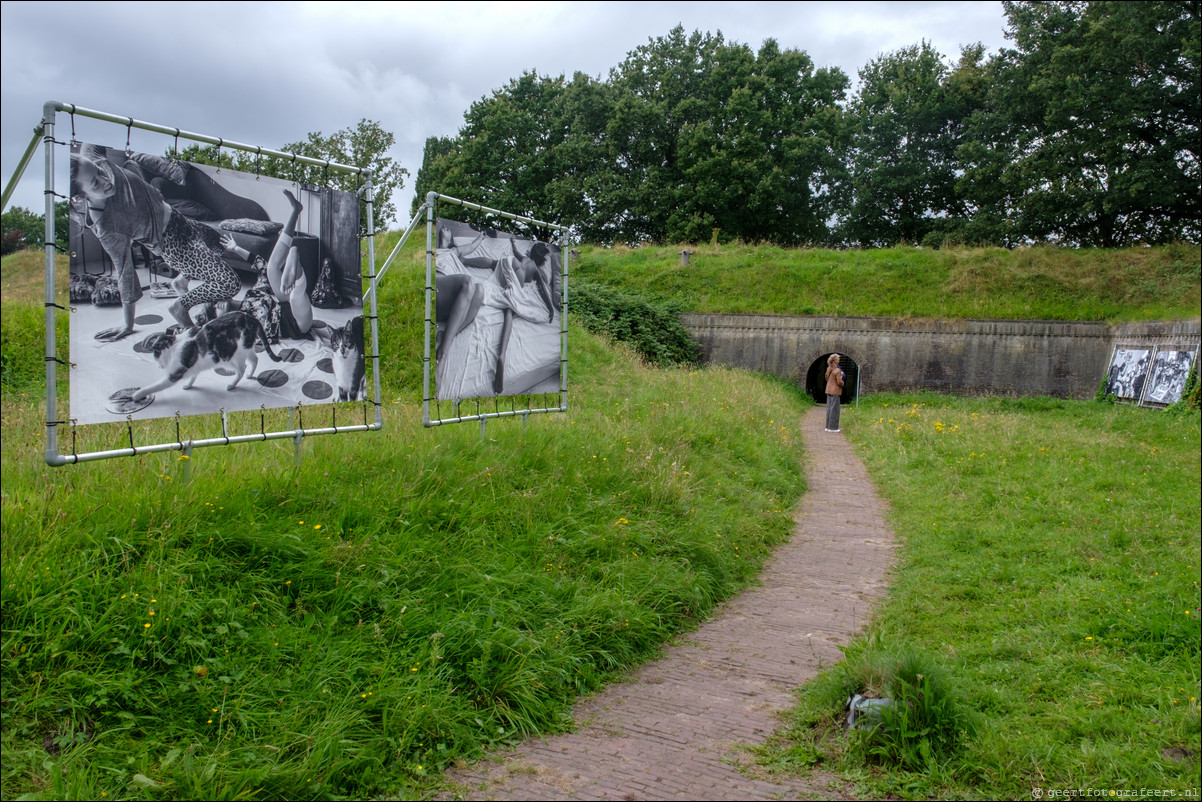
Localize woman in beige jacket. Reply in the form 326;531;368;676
825;353;845;432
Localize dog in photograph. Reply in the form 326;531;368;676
314;314;366;402
133;311;281;401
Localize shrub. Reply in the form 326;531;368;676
571;278;701;366
1167;361;1200;413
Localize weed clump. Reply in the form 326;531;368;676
855;649;976;770
794;641;977;773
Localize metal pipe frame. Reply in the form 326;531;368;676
421;191;571;428
19;102;382;467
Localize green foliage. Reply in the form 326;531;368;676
575;241;1201;322
173;119;406;235
1167;361;1200;413
417;14;1199;247
1;206;44;255
1;251;68;391
571;277;701;366
842;42;983;247
412;72;601;242
963;1;1201;246
1;202;70;255
0;299;42;389
605;28;850;245
843;645;975;771
419;27;849;246
277;119;407;235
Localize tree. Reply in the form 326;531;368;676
412;26;848;246
603;26;849;244
965;1;1201;246
841;41;981;247
409;135;458;219
412;72;607;242
1;202;69;255
276;119;407;235
671;37;850;245
174;121;407;235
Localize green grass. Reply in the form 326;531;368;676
4;239;1200;800
1;239;807;799
758;394;1201;799
575;241;1202;322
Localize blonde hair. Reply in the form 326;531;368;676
828;353;840;366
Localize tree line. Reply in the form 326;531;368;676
412;1;1199;248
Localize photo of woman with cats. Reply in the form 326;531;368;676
70;142;247;340
67;141;364;425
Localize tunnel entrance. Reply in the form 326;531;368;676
805;353;859;404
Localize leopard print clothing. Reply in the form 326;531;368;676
160;211;240;311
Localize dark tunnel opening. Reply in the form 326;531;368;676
805;353;859;404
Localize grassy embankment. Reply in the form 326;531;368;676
2;238;1199;800
0;235;806;800
574;241;1202;321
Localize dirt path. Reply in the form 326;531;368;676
438;405;896;800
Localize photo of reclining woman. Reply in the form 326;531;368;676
67;141;364;425
433;218;563;401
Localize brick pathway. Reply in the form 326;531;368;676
438;406;896;800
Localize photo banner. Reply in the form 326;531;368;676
68;142;363;424
433;218;562;401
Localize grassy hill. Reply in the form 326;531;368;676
573;241;1202;322
1;239;1197;800
0;237;808;798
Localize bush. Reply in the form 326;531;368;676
1167;361;1200;413
571;278;701;366
0;202;70;255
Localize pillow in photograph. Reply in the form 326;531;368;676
70;273;97;303
91;276;122;306
220;219;283;237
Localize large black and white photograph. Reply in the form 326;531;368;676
1142;349;1197;406
433;218;562;400
68;142;364;425
1102;347;1152;401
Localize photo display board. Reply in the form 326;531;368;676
1102;347;1151;401
433;218;562;401
1143;349;1197;406
68;142;363;424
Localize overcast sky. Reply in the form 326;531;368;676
1;1;1010;227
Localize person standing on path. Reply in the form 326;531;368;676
825;353;845;432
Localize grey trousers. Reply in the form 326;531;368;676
826;394;842;431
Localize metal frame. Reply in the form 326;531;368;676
414;191;571;429
6;101;383;466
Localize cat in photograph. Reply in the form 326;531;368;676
314;315;366;402
133;311;281;401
